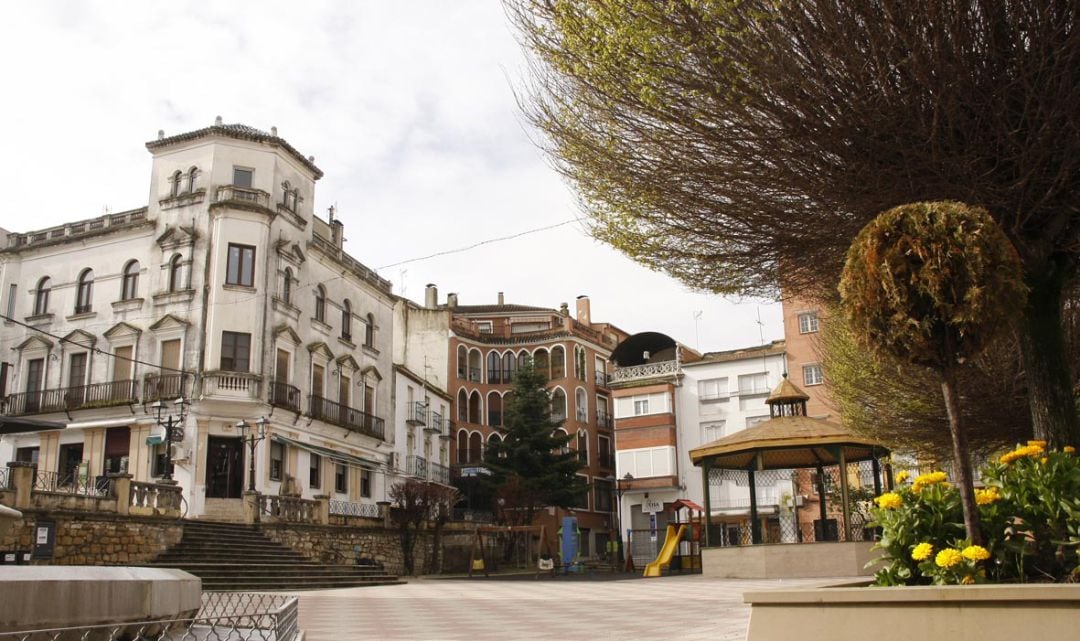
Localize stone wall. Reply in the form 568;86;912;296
0;510;183;566
261;521;475;576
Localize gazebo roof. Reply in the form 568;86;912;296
767;375;810;404
689;415;887;470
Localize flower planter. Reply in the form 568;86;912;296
744;582;1080;641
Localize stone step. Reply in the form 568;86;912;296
147;563;391;575
200;577;405;591
175;538;298;550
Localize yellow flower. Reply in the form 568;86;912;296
935;548;964;568
911;543;934;561
912;471;948;492
896;470;910;483
1000;444;1046;464
961;545;990;562
1028;440;1047;449
874;492;902;509
961;575;975;585
974;487;1001;505
1065;446;1076;455
1041;457;1049;464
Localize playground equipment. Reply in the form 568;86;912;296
468;524;550;578
643;498;703;577
643;524;686;577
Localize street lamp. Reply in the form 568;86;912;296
609;473;633;565
236;416;269;493
151;397;187;482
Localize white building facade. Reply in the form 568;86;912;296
0;121;396;520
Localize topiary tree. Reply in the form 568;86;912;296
839;201;1027;545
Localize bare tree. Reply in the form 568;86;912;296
509;0;1080;445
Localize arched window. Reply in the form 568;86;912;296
365;313;375;347
487;392;503;427
487;351;502;384
187;166;199;193
534;348;549;378
575;388;588;422
488;433;505;459
468;432;483;463
551;346;566;379
75;269;94;314
574;346;587;381
503;352;516;383
457;345;468;379
577;430;589;464
314;285;326;323
551;388;567;422
457;389;469;422
170;170;182;197
33;277;51;315
121;260;139;300
282;267;292;304
168;254;184;292
457;430;469;463
554;428;570;455
341;299;352;340
468;349;482;382
282;181;293;210
468;390;482;424
518;350;529;369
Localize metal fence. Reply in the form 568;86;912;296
32;470;110;497
0;592;299;641
330;499;381;519
0;467;9;490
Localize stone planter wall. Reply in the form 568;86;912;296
745;582;1080;641
702;542;880;579
0;510;183;565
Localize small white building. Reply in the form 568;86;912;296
0;120;396;520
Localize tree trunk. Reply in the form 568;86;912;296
401;529;415;575
1016;260;1079;448
941;367;982;546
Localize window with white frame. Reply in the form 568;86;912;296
615;392;668;418
803;363;824;386
616;446;676;479
737;373;769;395
633;399;649;415
702;421;726;443
798;311;820;334
698;377;728;400
476;321;493;334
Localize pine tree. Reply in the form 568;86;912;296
484;358;584;525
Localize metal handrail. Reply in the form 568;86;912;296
308;395;385;440
269;381;302;412
3;380;138;416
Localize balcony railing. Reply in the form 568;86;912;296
269;381;302;412
424;411;442;433
202;371;262;400
486;370;515;385
467;366;481;382
595;372;608;387
3;380;138;416
599;451;615;469
215;185;270;208
144;373;190;402
487;411;503;428
609;360;679;383
407;455;429;479
455;449;483;465
408;402;428;426
429;461;450;485
309;395;385;440
575;410;588;423
596;413;613;429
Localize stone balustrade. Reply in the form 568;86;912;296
0;463;182;519
254;493;326;525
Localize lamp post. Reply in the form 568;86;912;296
609;472;633;565
151;397;187;482
236;417;268;493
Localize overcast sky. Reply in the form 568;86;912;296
0;1;783;352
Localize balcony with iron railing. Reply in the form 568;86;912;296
268;381;302;412
429;461;451;485
596;412;613;429
486;370;515;385
407;402;428;426
599;450;615;470
406;454;429;479
308;395;385;440
467;366;481;383
143;373;190;402
3;380;138;416
595;371;608;387
424;410;442;433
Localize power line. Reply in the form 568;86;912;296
377;217;585;270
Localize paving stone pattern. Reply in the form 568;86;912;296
297;575;831;641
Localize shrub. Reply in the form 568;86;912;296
870;444;1080;585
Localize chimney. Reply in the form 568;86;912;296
214;115;223;126
447;293;458;308
271;126;278;137
559;302;569;316
157;129;165;140
328;206;344;248
497;292;505;306
576;295;591;325
425;284;438;309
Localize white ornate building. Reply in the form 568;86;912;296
0;120;398;520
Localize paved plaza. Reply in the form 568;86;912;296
296;575;832;641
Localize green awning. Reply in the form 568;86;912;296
271;435;383;471
145;435;165;446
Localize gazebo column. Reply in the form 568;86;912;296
871;455;883;496
701;459;712;547
815;463;827;526
836;447;852;542
748;452;762;544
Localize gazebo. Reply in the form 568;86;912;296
689;376;891;565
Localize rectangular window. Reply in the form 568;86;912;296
150;443;167;478
309;454;322;489
594;478;613;512
737;373;769;395
269;440;284;481
798;311;820;334
113;346;133;382
68;352;88;388
5;284;15;318
573;475;590;510
220;331;252;372
233;167;253;188
633;398;649;415
803;363;824;386
226;244;255;287
361;469;372;498
698;378;728;400
476;321;493;334
335;464;348;494
702;421;726;443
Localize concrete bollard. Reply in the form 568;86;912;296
108;474;133;516
7;462;35;510
314;495;330;525
243;491;261;524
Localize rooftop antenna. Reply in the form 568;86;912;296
693;310;703;352
327;204;335;223
398;269;408;297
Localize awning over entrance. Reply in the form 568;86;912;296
271;435;382;471
0;416;66;435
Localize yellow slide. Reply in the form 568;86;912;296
643;524;687;577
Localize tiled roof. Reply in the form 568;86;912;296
146;123;323;179
451;304;556;314
693;340;786;364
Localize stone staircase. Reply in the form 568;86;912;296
145;520;403;591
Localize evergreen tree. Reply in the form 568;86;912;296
484;358;584;525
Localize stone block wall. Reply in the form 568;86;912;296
0;510;183;566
